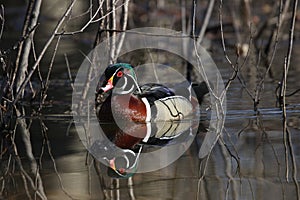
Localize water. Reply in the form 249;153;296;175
1;1;300;200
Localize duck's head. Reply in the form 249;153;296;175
106;148;141;178
96;63;138;96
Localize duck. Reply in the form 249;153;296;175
95;63;208;122
94;63;209;177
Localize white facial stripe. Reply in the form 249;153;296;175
121;76;128;90
127;84;135;93
127;74;141;93
122;155;130;168
117;84;135;94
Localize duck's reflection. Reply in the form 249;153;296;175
91;119;198;178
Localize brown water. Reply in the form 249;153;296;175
1;1;300;200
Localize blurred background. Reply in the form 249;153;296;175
1;0;300;199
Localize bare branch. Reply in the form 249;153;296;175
115;0;130;60
38;36;62;112
109;0;117;62
39;119;74;199
197;0;215;44
56;1;126;36
0;5;4;40
64;53;75;91
13;0;42;98
13;0;77;105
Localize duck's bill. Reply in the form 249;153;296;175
101;76;114;92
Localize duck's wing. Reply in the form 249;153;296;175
134;83;175;105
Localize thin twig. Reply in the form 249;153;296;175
29;38;39;99
39;119;74;199
287;128;300;198
282;57;289;181
38;35;62;112
110;0;117;62
94;161;110;199
197;0;215;44
194;0;226;194
56;1;126;36
0;5;4;40
266;0;291;66
114;0;130;60
255;0;289;109
78;50;95;104
257;116;285;197
64;53;75;91
128;177;136;200
281;0;299;193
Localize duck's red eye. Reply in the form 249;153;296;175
116;71;123;77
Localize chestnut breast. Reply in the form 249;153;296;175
111;94;147;122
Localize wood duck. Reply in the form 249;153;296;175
95;63;208;122
94;63;209;177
